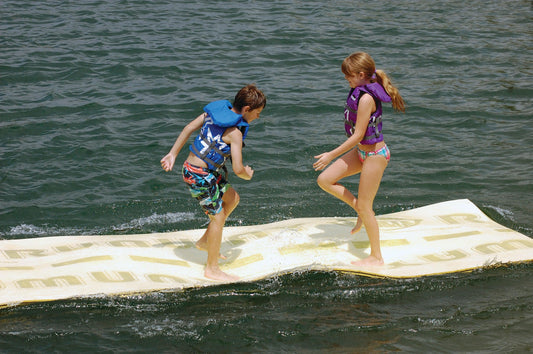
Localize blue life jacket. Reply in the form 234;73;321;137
344;83;391;145
190;100;249;171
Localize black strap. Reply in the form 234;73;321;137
191;133;230;170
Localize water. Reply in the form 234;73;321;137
1;0;532;352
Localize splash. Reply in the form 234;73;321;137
111;212;197;232
1;212;198;239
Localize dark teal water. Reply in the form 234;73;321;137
1;0;532;352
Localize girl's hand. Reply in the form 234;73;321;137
313;152;333;171
160;153;176;172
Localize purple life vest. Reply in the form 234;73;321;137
344;83;391;145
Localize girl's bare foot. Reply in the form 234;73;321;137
204;266;240;282
351;217;363;234
195;241;227;260
351;255;384;267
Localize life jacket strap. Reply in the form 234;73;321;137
362;115;382;142
344;112;382;142
190;133;230;170
344;103;356;114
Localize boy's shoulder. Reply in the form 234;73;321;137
204;100;242;128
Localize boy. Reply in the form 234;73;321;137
160;84;266;281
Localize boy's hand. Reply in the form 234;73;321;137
236;165;254;180
243;165;254;180
160;154;175;172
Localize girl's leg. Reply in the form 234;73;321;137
316;149;362;210
351;155;388;266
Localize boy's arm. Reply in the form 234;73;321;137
160;113;205;172
225;128;253;180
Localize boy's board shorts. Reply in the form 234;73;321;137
182;161;230;215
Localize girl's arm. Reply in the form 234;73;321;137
313;94;375;171
160;113;205;172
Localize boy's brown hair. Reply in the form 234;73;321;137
233;84;267;111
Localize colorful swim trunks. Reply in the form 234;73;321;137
357;144;391;163
182;161;230;215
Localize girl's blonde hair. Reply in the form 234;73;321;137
341;52;405;112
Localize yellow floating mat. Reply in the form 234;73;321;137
1;199;532;307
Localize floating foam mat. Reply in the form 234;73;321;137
1;199;532;307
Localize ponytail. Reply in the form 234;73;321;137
374;70;405;113
342;52;405;113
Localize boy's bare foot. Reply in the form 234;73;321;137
351;255;384;267
351;217;363;234
204;266;240;282
195;241;227;260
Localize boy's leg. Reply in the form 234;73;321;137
203;187;240;281
195;187;239;258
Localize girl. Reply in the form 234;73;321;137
313;52;405;266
